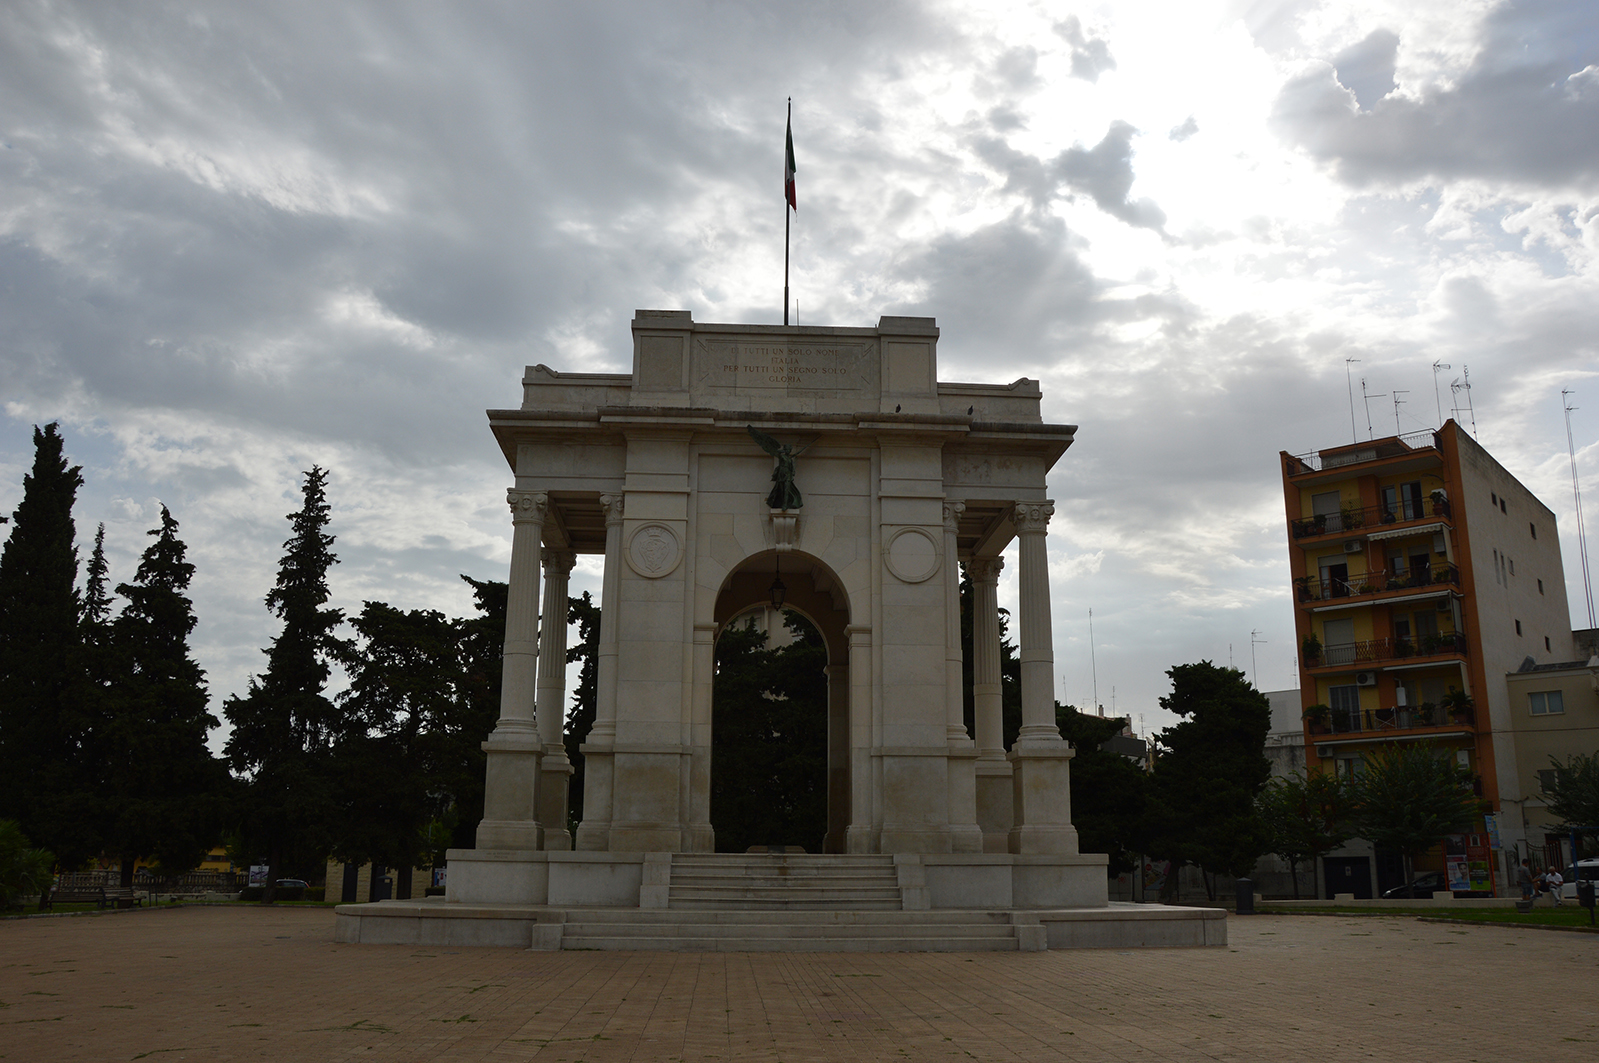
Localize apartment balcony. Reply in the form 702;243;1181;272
1295;562;1460;604
1303;632;1469;670
1289;496;1451;540
1307;701;1476;737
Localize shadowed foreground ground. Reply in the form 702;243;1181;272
2;904;1596;1061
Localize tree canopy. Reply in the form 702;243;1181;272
0;424;95;866
1351;742;1479;885
1055;705;1149;875
1540;751;1599;847
1256;770;1352;898
102;506;229;884
1146;661;1273;895
224;467;349;894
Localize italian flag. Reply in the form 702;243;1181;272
785;114;797;211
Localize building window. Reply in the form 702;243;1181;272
1509;558;1515;575
1529;691;1564;716
1515;619;1522;635
1545;636;1551;652
1501;498;1507;513
1530;522;1537;539
1491;492;1498;506
1538;768;1557;792
1538;578;1544;594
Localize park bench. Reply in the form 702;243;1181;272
39;886;146;910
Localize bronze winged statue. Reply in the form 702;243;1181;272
747;425;809;510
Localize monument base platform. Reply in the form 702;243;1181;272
334;852;1224;951
334;899;1225;951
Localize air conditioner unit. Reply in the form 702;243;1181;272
1355;671;1378;687
1343;540;1364;554
1315;745;1333;758
1437;598;1452;611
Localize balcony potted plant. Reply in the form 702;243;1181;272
1301;633;1322;666
1302;703;1331;735
1413;701;1437;726
1441;689;1474;724
1340;503;1364;530
1429;489;1449;517
1358;581;1379;595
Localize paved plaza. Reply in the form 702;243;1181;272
2;905;1596;1061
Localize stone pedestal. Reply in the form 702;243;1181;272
1008;742;1079;854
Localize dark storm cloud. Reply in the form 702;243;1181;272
1272;3;1599;186
974;121;1167;232
1333;29;1399;111
1055;16;1116;83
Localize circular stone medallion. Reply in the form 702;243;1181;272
883;526;941;583
626;522;682;578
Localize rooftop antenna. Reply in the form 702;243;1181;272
1392;390;1409;435
1345;358;1361;443
1564;388;1596;628
1250;629;1267;688
1451;367;1478;439
1088;607;1100;714
1432;361;1452;425
1361;379;1387;440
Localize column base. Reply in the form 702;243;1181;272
474;820;543;851
538;747;574;851
1008;741;1078;855
975;756;1014;854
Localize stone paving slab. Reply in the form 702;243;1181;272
3;904;1597;1061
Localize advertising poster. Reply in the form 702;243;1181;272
1445;856;1471;893
248;864;269;887
1141;859;1170;896
1483;813;1501;851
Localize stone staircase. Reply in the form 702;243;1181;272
554;853;1028;951
557;907;1022;951
666;853;903;910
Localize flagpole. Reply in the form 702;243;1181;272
783;97;791;327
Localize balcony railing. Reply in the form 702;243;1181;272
1308;702;1476;736
1305;632;1468;668
1290;497;1451;539
1295;562;1460;603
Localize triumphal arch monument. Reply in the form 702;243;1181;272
336;311;1223;950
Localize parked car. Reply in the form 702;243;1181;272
1559;859;1599;901
275;879;309;889
1381;870;1449;899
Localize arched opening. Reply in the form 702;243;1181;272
712;551;850;853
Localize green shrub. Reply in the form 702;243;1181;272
0;820;55;908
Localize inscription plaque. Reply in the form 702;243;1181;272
696;339;872;390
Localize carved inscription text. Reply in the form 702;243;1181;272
697;339;870;390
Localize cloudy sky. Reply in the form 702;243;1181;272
3;0;1596;743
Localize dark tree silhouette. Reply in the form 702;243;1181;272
564;591;600;828
103;506;228;886
0;423;97;866
224;467;349;900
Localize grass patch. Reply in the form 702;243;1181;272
1265;906;1597;929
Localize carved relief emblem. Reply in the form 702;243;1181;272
626;523;682;579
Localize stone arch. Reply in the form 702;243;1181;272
711;549;852;852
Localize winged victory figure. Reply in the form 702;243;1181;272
747;425;809;510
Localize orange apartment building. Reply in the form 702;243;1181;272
1280;420;1575;897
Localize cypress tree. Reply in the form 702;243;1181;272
0;424;96;866
103;506;227;886
224;467;347;900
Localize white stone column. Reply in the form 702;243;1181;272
942;501;969;743
968;555;1013;852
824;661;850;854
475;489;547;851
1007;500;1078;855
844;624;876;854
942;502;982;852
1013;502;1061;743
535;548;576;851
575;493;624;851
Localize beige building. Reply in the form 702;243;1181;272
1503;656;1599;870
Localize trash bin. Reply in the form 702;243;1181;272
1235;877;1255;915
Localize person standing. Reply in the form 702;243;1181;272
1516;859;1534;900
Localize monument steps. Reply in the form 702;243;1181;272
557;908;1021;952
665;853;903;911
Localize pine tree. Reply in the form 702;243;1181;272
451;575;505;850
224;467;348;900
103;506;228;886
0;423;96;866
564;590;600;827
1145;661;1273;899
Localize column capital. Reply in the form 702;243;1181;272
966;556;1004;583
1012;501;1054;534
507;489;549;524
942;500;966;532
542;548;577;577
599;493;626;526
